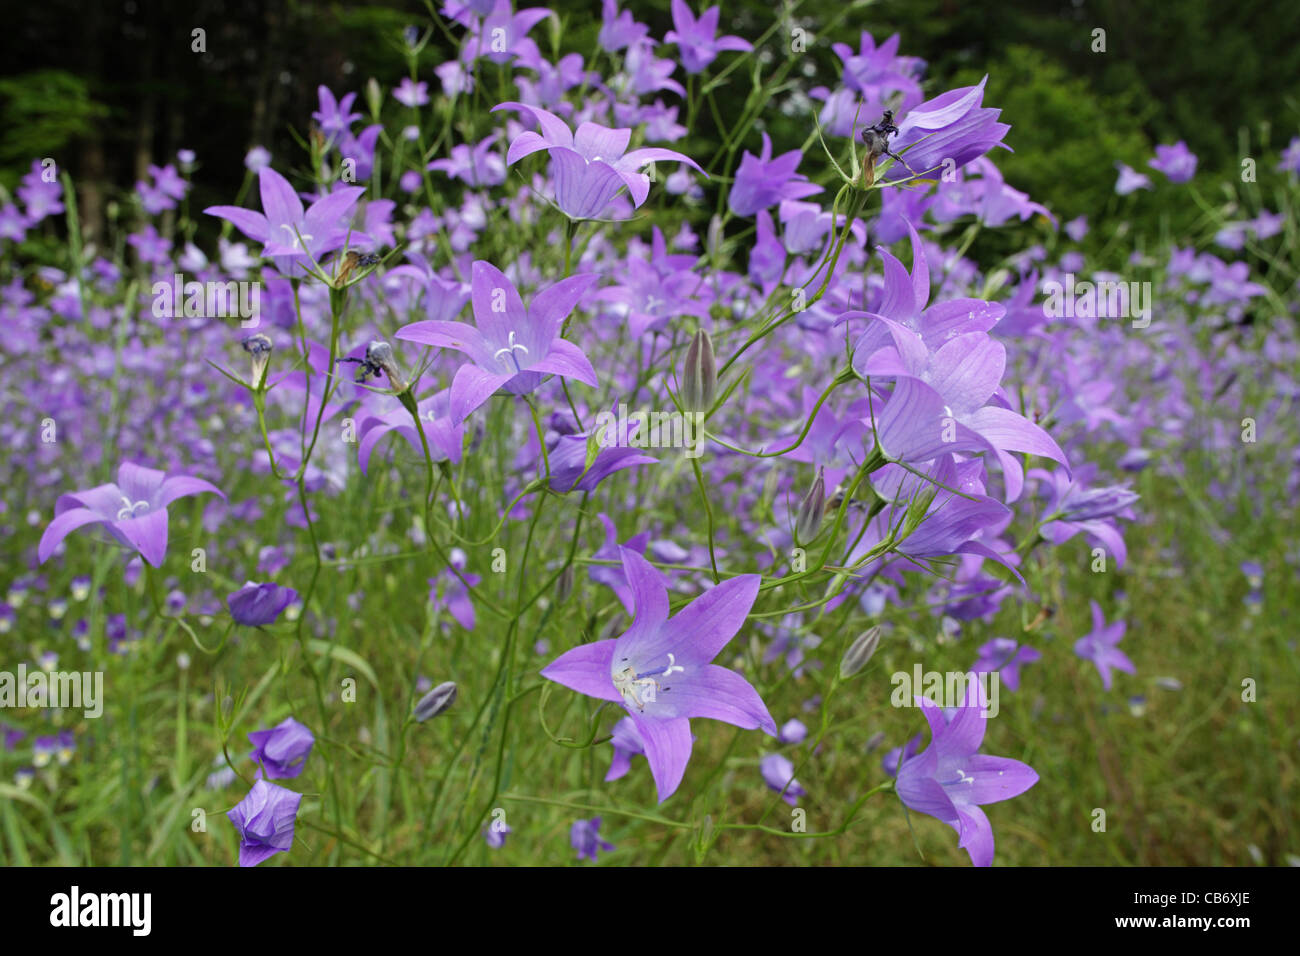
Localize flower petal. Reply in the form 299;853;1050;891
649;664;776;734
113;508;170;568
156;476;225;509
631;714;692;802
38;508;107;564
528;338;599;387
448;363;514;425
540;638;621;702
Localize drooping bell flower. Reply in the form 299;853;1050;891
248;716;314;779
227;779;303;867
227;582;299;627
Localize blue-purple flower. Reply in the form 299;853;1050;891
227;582;299;627
878;77;1010;183
971;638;1040;692
570;817;615;862
1148;141;1197;183
541;548;775;802
248;716;314;779
665;0;752;74
227;779;302;867
494;101;703;219
396;260;599;424
1074;600;1136;690
205;166;369;274
727;133;822;216
38;463;224;568
760;752;807;805
895;679;1038;867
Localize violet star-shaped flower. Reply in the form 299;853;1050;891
859;318;1068;500
38;463;224;568
492;101;704;219
205;166;369;275
971;637;1040;693
895;679;1038;867
835;233;956;346
1074;600;1136;690
665;0;752;74
1114;162;1152;195
760;752;807;805
570;817;615;861
395;260;598;424
541;548;776;802
727;132;823;217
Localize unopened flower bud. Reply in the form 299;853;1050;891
241;333;273;385
794;467;826;544
681;329;716;414
414;681;457;722
840;626;882;679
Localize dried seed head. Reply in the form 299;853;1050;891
241;333;274;384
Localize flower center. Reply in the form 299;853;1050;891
279;223;313;250
116;496;151;521
493;330;530;374
612;653;685;712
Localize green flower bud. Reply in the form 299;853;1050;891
681;329;717;414
794;467;826;544
414;681;457;722
840;626;882;679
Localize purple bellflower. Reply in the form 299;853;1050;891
971;637;1040;693
38;463;224;568
1114;163;1153;195
728;133;823;216
395;260;598;424
541;548;776;802
859;318;1068;500
665;0;752;74
248;716;315;779
227;779;302;867
895;679;1039;867
878;77;1010;183
227;582;299;627
760;752;807;805
1074;600;1136;690
571;817;615;861
493;101;704;219
205;166;369;275
1148;141;1197;183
